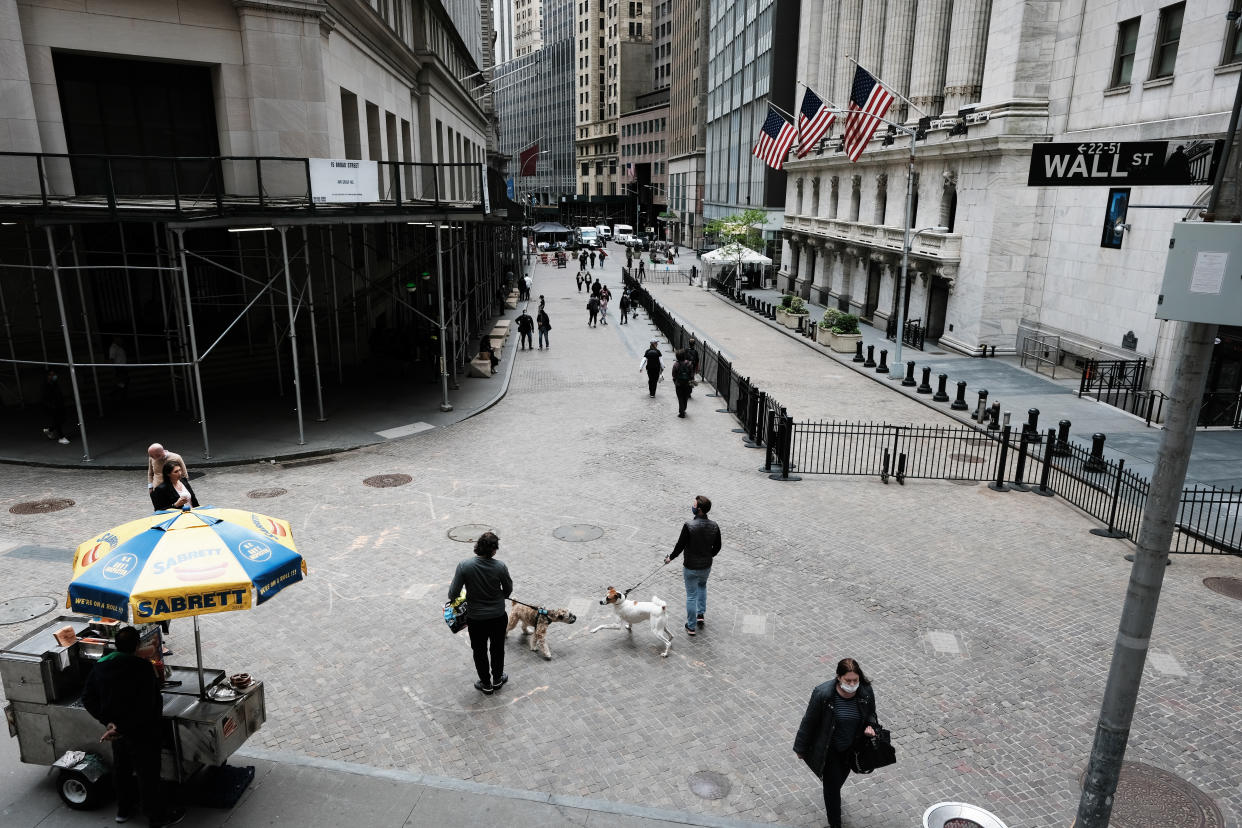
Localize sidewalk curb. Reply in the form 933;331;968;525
237;747;793;828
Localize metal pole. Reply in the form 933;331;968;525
193;615;206;699
301;227;326;422
173;229;212;460
892;130;916;374
153;225;180;412
326;227;343;383
1074;322;1217;827
435;224;452;412
69;226;105;414
0;255;21;405
44;226;91;461
26;225;50;368
278;227;306;444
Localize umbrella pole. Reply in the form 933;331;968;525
194;615;206;698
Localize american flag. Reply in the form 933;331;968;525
796;88;835;158
752;106;797;170
843;66;894;162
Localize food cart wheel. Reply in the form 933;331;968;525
57;768;107;810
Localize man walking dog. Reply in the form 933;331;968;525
664;495;721;636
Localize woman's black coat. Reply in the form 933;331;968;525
793;679;880;778
151;479;199;511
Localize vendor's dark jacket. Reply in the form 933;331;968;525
83;652;163;743
793;680;880;777
448;555;513;620
517;312;534;334
669;515;721;569
151;479;198;511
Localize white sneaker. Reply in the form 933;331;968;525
58;437;70;445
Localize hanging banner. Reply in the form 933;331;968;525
308;158;379;203
480;163;491;214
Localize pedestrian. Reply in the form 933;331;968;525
672;349;694;418
591;278;601;298
638;259;645;280
599;290;609;325
599;248;607;267
516;308;535;350
663;494;721;634
640;339;663;396
478;332;499;371
523;273;533;301
146;444;189;509
580;252;588;271
537;307;551;349
685;337;701;396
83;626;186;827
619;293;630;324
590;250;597;268
41;366;70;445
793;658;881;828
576;273;583;292
448;531;512;694
587;295;600;328
151;461;199;512
109;337;129;394
538;294;546;311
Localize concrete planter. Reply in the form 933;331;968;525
774;307;788;325
828;332;863;353
783;313;808;330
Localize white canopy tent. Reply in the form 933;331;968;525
700;243;773;288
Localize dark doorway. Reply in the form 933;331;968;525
1200;325;1242;426
926;277;950;340
53;52;219;197
863;261;882;321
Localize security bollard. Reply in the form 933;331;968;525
987;402;1001;431
1024;408;1042;443
989;424;1012;492
972;389;989;421
1084;432;1108;472
918;367;934;394
864;344;876;368
1052;419;1072;456
853;341;866;363
950;380;969;409
876;349;890;373
1011;428;1030;491
902;361;917;387
1034;427;1057;496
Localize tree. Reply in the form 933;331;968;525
705;208;767;287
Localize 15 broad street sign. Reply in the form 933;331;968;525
1027;140;1222;187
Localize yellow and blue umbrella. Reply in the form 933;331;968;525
68;507;307;624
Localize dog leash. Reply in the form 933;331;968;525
622;560;670;598
509;598;549;616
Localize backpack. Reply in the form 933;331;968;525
673;360;691;383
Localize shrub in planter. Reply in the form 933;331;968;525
830;312;860;335
787;296;807;314
780;294;794;309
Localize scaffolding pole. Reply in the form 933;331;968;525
44;226;91;461
173;229;212;460
278;226;306;444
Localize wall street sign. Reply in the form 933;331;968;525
1027;140;1221;187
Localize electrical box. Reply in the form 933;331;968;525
1155;222;1242;325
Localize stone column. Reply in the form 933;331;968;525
0;0;39;154
800;5;823;110
812;239;833;303
942;0;992;114
819;5;842;105
880;0;917;123
834;0;862;110
909;0;952;118
856;1;886;80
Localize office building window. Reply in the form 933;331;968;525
1110;17;1140;87
1151;3;1184;79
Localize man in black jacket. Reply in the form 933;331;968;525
83;626;183;827
516;309;535;350
664;495;721;635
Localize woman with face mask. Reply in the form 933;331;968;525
793;657;880;828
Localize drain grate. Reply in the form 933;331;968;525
364;474;412;488
9;498;75;515
687;770;731;800
247;487;288;499
1203;577;1242;601
552;524;604;542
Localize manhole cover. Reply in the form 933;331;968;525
448;524;493;543
553;524;605;542
9;498;75;515
949;453;984;463
0;596;57;625
1204;577;1242;600
1080;761;1224;828
247;487;288;499
364;473;412;488
687;770;731;800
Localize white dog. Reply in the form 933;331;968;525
589;587;673;657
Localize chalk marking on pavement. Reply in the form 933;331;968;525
401;682;548;713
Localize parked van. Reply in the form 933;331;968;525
612;223;633;242
596;225;612;242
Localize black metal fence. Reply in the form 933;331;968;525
633;274;1238;556
885;316;926;351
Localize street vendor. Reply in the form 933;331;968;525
82;626;185;827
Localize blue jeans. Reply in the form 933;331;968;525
682;566;710;628
538;328;549;348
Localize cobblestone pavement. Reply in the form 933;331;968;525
2;258;1240;828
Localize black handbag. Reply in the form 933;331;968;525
443;598;468;634
851;725;896;774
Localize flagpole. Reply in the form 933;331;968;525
762;99;799;124
892;129;917;377
796;80;842;111
845;55;929;118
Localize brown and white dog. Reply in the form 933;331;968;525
506;601;578;660
589;587;673;658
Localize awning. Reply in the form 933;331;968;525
700;243;772;267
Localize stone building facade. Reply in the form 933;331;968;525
665;0;708;249
783;0;1241;403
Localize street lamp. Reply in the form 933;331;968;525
891;224;949;376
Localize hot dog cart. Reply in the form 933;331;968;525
2;614;265;810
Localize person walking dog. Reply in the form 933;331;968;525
793;658;881;828
448;531;513;695
663;495;721;635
